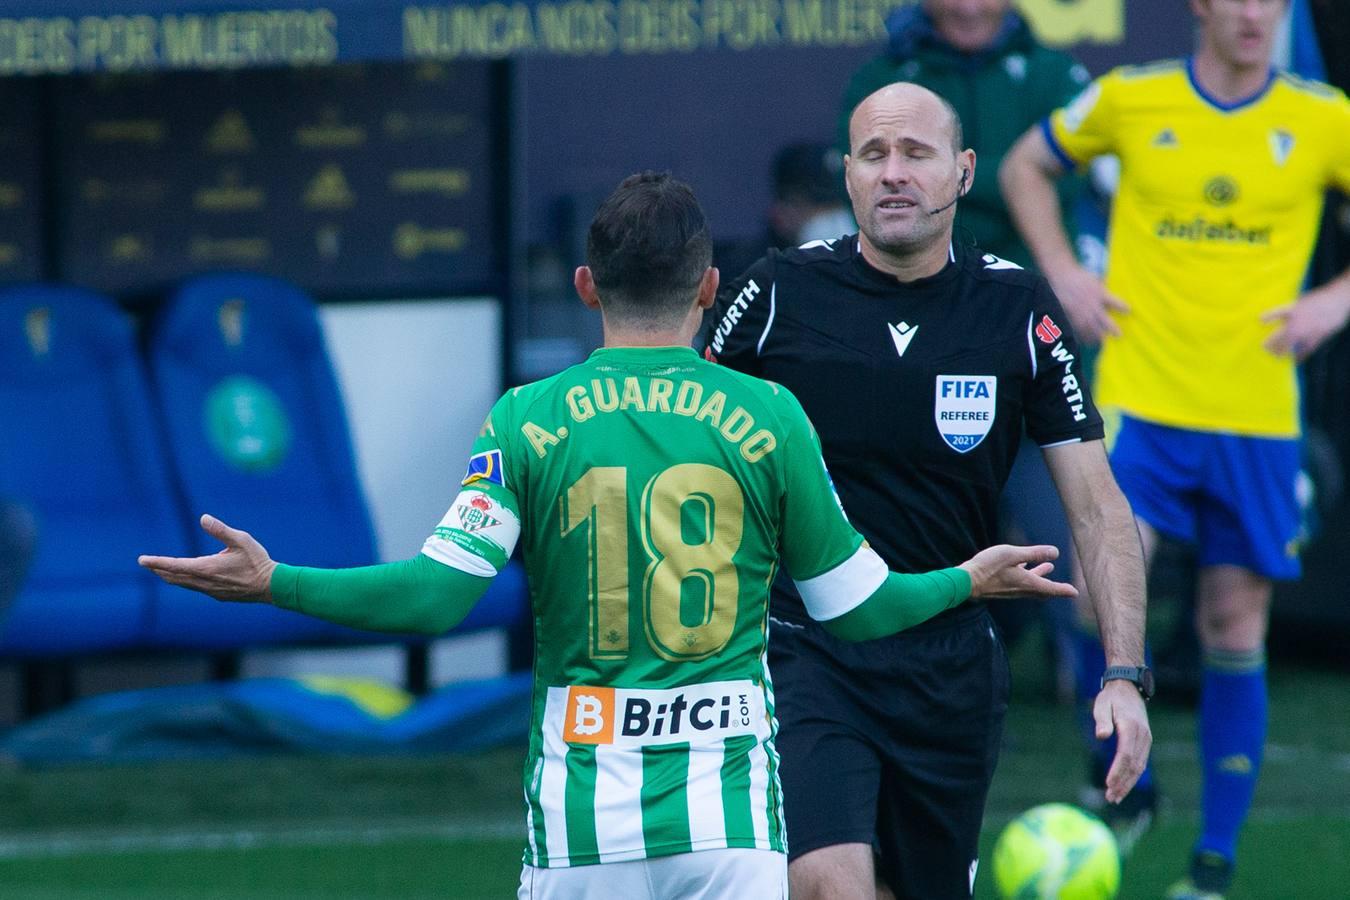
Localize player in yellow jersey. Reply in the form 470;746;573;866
1000;1;1350;898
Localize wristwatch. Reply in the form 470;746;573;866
1101;665;1155;701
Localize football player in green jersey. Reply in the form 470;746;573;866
141;172;1077;900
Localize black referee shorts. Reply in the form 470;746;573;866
769;603;1010;900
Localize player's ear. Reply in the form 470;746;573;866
695;267;719;310
575;266;601;310
959;149;976;195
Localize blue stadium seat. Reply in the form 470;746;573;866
145;273;381;648
0;285;192;656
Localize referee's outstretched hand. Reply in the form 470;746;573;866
958;544;1078;600
139;514;277;604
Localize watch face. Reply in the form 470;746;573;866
1139;667;1156;699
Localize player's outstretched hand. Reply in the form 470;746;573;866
958;544;1079;600
1262;285;1350;361
1046;263;1129;345
138;514;277;603
1094;680;1152;804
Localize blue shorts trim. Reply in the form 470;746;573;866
1109;416;1301;580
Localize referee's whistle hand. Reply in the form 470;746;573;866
1095;683;1151;804
959;544;1079;600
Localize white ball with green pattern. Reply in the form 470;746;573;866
992;802;1121;900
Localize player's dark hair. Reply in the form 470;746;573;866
586;172;712;325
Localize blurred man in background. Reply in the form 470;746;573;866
141;171;1078;900
1001;0;1350;895
714;141;854;281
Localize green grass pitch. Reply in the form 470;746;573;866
0;659;1345;898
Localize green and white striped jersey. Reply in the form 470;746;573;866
422;346;887;867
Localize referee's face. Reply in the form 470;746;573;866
845;84;968;261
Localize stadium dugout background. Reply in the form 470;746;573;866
0;0;1344;727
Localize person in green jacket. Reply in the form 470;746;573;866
838;0;1090;269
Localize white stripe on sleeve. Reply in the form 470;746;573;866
755;283;777;356
420;541;498;577
1026;311;1038;379
792;544;889;622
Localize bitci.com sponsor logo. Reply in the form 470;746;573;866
560;680;761;747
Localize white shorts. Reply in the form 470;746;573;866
517;847;787;900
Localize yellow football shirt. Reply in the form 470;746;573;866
1044;59;1350;437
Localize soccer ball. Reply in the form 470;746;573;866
991;803;1120;899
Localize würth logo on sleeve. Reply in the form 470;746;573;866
1034;315;1062;344
708;279;762;356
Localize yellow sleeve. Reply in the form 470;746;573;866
1043;70;1122;171
1329;89;1350;194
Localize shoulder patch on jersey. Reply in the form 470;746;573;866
1034;315;1062;344
982;253;1023;271
461;449;505;487
781;239;848;265
1117;59;1183;80
1276;71;1338;100
797;238;838;251
1060;81;1103;132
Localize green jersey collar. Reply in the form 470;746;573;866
587;345;700;365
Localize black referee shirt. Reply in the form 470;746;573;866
704;237;1105;623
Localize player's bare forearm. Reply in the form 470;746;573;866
1044;443;1146;665
1074;484;1147;666
1045;442;1150;801
1000;127;1078;277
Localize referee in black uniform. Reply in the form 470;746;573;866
704;83;1152;900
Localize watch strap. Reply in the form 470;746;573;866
1101;665;1153;700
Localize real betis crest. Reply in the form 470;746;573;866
456;494;501;533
